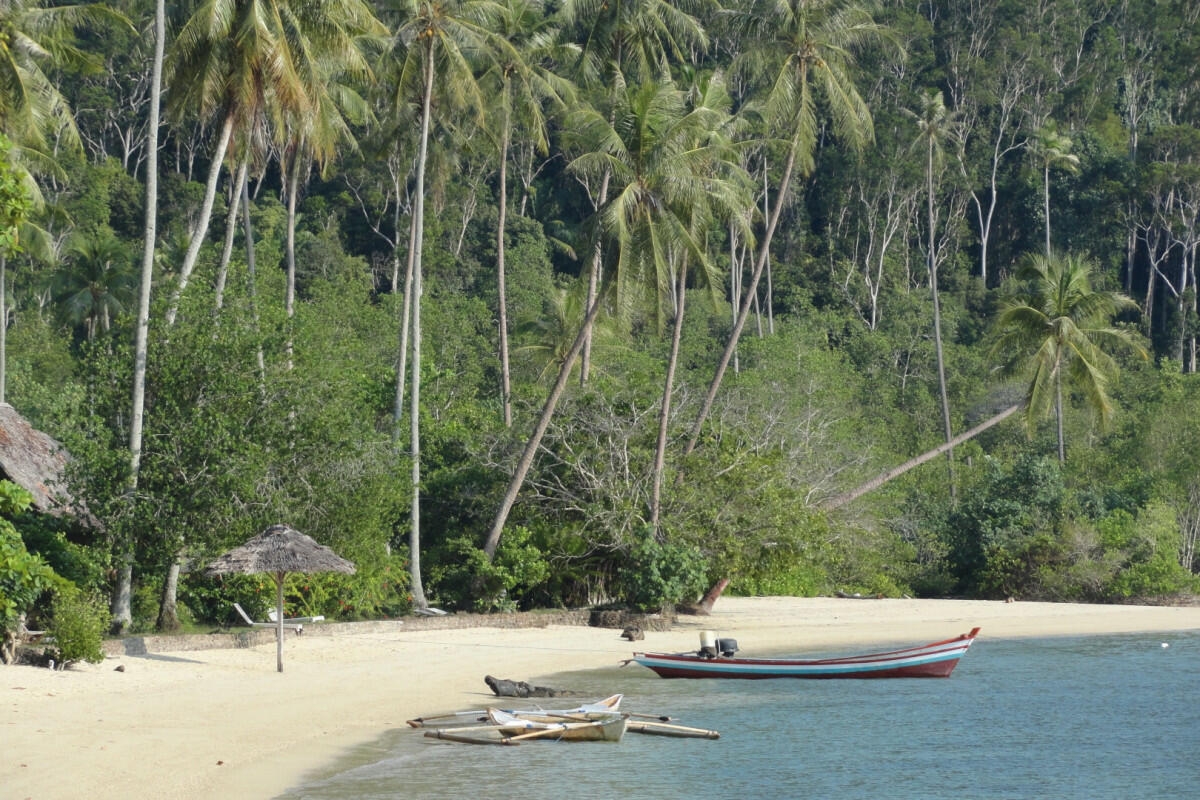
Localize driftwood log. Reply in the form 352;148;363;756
484;675;577;698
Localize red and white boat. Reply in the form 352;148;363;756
628;627;981;679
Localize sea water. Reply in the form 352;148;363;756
278;631;1200;800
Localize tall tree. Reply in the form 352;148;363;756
991;252;1145;463
682;0;898;459
277;0;385;367
1030;122;1080;258
558;0;712;383
385;0;501;607
480;0;570;426
164;0;328;325
126;0;161;635
907;87;962;498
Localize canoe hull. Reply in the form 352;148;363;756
632;627;980;680
487;708;628;742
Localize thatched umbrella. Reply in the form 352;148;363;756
207;524;355;672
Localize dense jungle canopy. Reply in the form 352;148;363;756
2;0;1199;638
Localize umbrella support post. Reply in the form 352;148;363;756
274;572;284;673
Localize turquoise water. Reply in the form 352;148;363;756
279;632;1199;799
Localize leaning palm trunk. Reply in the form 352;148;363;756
165;114;234;326
821;404;1021;511
682;145;797;459
650;262;687;530
484;293;607;558
213;160;248;311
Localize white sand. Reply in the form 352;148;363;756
4;597;1198;799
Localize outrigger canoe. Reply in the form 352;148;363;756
422;708;627;745
406;694;623;728
628;627;981;679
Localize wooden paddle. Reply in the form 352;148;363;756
499;725;574;745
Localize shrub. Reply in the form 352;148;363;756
48;588;109;667
615;528;707;613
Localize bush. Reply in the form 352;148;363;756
615;528;707;613
49;588;109;667
1;483;60;662
431;528;550;613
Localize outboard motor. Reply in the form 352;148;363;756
698;630;718;658
717;638;739;657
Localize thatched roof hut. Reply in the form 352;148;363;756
0;402;80;518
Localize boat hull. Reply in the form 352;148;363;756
631;627;980;679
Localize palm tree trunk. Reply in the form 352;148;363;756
651;261;687;530
682;143;798;459
927;139;955;499
497;104;513;427
406;43;435;610
483;291;608;558
392;210;416;444
214;160;248;311
821;404;1021;511
166;114;234;327
1055;371;1065;463
580;169;611;385
285;150;302;371
122;0;164;635
241;178;266;386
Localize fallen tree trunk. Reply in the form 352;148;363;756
821;404;1022;511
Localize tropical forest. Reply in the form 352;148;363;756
2;0;1200;657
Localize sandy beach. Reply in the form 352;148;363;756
4;596;1198;799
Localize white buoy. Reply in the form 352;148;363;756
1161;642;1169;648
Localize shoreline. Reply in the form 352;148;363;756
5;596;1199;799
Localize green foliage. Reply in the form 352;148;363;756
14;515;107;593
0;483;58;636
431;528;551;613
0;135;29;254
615;528;707;613
48;587;109;666
1106;503;1197;600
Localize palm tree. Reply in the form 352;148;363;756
990;252;1145;463
1030;122;1080;257
682;0;899;459
480;0;572;426
908;88;962;497
55;231;136;340
483;75;752;555
164;0;335;325
120;0;165;633
385;0;503;607
648;74;748;527
558;0;711;384
0;0;120;403
278;1;385;366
